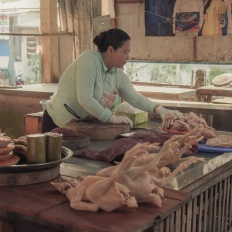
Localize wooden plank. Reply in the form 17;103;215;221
170;213;174;232
218;181;223;232
175;208;181;232
166;217;171;232
58;0;67;32
181;204;186;232
208;187;214;232
162;188;190;202
39;202;158;232
221;179;227;232
192;197;197;232
0;180;190;232
226;176;231;230
203;190;209;232
0;221;13;232
153;221;164;232
39;190;189;232
229;176;232;230
0;182;67;219
186;201;192;232
213;184;218;232
40;0;59;83
72;0;101;56
2;222;13;232
197;193;203;232
64;0;73;33
159;221;164;232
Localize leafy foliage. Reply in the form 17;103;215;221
26;53;41;84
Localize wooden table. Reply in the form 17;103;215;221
196;85;232;128
197;85;232;102
0;84;197;101
0;179;190;232
2;127;232;231
212;97;232;104
133;86;197;100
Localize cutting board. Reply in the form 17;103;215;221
64;120;130;140
62;136;90;150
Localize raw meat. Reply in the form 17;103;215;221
161;112;216;140
74;128;200;162
52;126;206;212
206;135;232;148
74;138;138;162
51;174;138;212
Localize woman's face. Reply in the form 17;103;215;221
110;40;131;69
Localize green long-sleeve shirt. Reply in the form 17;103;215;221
46;50;158;127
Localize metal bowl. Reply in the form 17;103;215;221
0;146;73;173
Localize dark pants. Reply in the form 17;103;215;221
42;109;58;133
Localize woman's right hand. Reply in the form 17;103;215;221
108;114;133;128
156;106;183;120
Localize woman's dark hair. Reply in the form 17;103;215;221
93;28;130;52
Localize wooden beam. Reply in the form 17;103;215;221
40;0;59;83
58;0;68;32
65;0;74;33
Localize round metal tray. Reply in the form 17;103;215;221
0;146;73;173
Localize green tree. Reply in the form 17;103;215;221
26;53;41;84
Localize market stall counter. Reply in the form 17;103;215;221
1;123;232;232
1;143;231;232
60;141;232;232
59;122;232;232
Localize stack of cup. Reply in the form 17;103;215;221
45;132;63;162
27;133;63;164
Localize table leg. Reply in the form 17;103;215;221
206;95;212;103
198;94;213;127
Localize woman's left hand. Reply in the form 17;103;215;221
108;114;133;128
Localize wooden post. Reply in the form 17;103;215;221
40;0;59;83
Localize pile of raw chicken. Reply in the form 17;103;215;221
52;126;207;212
161;112;216;139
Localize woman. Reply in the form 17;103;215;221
42;28;181;133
